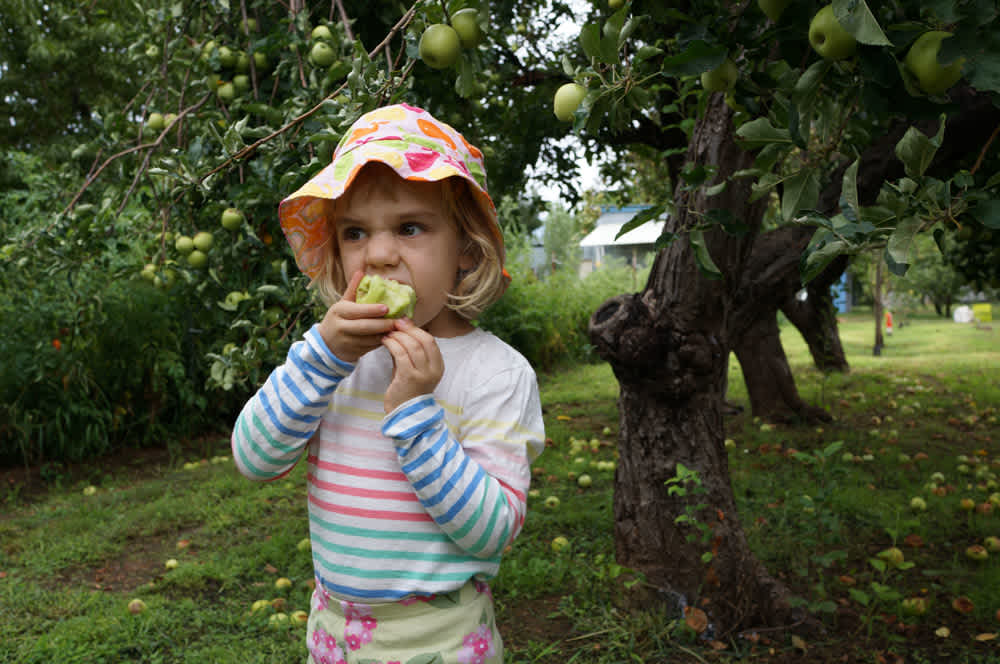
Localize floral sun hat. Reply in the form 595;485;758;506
278;103;503;282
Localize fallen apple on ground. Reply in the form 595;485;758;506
127;598;147;614
551;536;570;552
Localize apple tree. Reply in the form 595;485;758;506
550;0;1000;633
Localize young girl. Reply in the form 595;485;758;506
232;103;545;664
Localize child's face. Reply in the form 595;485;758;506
333;167;474;338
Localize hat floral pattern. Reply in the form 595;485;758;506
279;103;500;281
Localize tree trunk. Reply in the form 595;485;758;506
729;226;848;421
589;95;804;634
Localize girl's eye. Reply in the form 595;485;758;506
341;227;365;241
399;222;424;237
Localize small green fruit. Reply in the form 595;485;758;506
419;24;462;69
297;537;312;552
218;45;237;68
904;31;965;95
311;25;333;42
127;598;147;614
221;207;243;230
192;231;213;252
966;544;989;561
451;8;483;49
808;5;856;61
216;81;236;103
701;59;739;93
877;547;905;567
175;235;194;254
146;112;165;132
577;474;593;488
164;558;179;570
551;536;570;552
233;74;250;93
553;82;586;122
275;577;292;590
310;42;337;68
544;495;560;509
186;249;208;268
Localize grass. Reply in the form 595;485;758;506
1;307;999;663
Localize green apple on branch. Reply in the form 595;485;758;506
450;8;483;49
419;24;462;70
221;207;244;231
311;25;333;42
808;5;856;61
904;31;965;95
310;42;337;68
701;59;739;93
553;83;586;122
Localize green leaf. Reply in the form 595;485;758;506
659;40;727;77
616;204;667;240
689;229;723;280
781;168;821;221
580;23;602;61
801;239;847;284
884;245;909;277
841;159;860;220
887;216;921;266
971;199;1000;229
967;50;1000;94
832;0;892;46
735;118;793;149
894;116;945;178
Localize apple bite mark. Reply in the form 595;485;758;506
356;274;416;319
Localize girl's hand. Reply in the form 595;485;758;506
318;271;396;363
382;318;444;413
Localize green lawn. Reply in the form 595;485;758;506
1;308;999;663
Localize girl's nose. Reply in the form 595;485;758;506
365;231;399;267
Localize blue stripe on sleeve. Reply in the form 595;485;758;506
422;454;471;508
305;325;354;373
437;465;485;525
259;390;315;439
289;343;337;383
403;428;451;477
279;371;327;410
265;375;321;424
415;443;464;497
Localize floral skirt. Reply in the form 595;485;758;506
306;578;502;664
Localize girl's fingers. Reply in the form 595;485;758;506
343;270;365;302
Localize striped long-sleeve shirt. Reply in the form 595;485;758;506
232;324;545;603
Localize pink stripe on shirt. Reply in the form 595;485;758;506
308;473;418;502
309;492;433;522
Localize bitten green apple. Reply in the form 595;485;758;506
757;0;790;22
553;83;586;122
904;31;965;95
808;5;856;61
419;24;462;69
701;59;739;93
356;275;416;319
451;9;483;49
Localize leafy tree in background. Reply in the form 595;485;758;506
2;0;1000;637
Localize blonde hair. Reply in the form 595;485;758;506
311;163;506;321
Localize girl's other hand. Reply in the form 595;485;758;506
318;270;396;362
382;318;444;413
